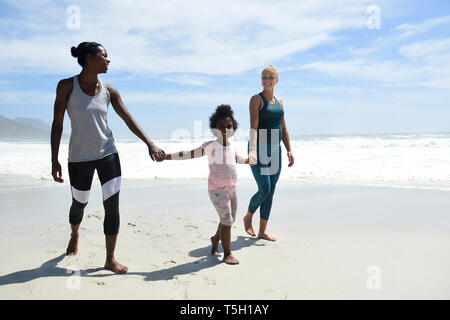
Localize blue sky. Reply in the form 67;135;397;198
0;0;449;139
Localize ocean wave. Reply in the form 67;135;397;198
1;133;450;190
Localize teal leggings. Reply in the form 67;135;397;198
248;143;282;220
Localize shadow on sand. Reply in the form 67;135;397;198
0;236;263;285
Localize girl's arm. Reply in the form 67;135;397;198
165;146;205;160
236;154;249;164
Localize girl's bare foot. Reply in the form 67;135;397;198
104;257;128;274
258;232;277;241
210;236;220;255
243;215;256;237
223;254;239;265
66;233;79;255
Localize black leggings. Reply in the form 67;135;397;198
68;153;121;235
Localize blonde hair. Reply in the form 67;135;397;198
261;65;279;81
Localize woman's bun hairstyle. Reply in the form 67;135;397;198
70;46;79;58
70;41;103;67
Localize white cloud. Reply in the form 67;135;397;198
398;38;450;59
284;88;450;112
299;86;369;94
0;89;54;106
162;75;210;86
301;57;450;89
0;0;374;75
395;15;450;38
120;90;250;108
345;14;450;61
301;59;420;85
299;11;450;90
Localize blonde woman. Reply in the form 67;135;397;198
243;66;295;241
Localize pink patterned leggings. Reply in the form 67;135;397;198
208;185;237;227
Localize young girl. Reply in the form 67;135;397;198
164;104;248;265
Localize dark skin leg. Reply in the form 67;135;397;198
210;223;221;255
220;224;239;265
104;235;128;274
66;224;80;255
66;225;127;273
211;223;239;264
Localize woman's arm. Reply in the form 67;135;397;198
279;98;295;167
107;84;165;161
165;146;205;160
248;94;261;166
50;78;72;183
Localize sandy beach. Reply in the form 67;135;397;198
0;174;449;299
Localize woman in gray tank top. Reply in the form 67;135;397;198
50;42;165;274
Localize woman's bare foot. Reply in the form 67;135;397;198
223;253;239;265
243;215;256;237
104;257;128;274
66;233;79;255
258;232;277;241
210;236;220;255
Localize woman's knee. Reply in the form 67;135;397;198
258;181;273;198
69;199;87;225
258;179;271;196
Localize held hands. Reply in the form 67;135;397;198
51;161;64;183
148;144;166;162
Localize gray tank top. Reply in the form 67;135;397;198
66;75;118;162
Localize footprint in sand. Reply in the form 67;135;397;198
87;212;102;220
201;275;216;286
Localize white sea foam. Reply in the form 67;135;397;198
1;133;449;190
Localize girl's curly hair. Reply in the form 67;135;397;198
209;104;239;130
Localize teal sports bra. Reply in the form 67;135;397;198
257;92;284;145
